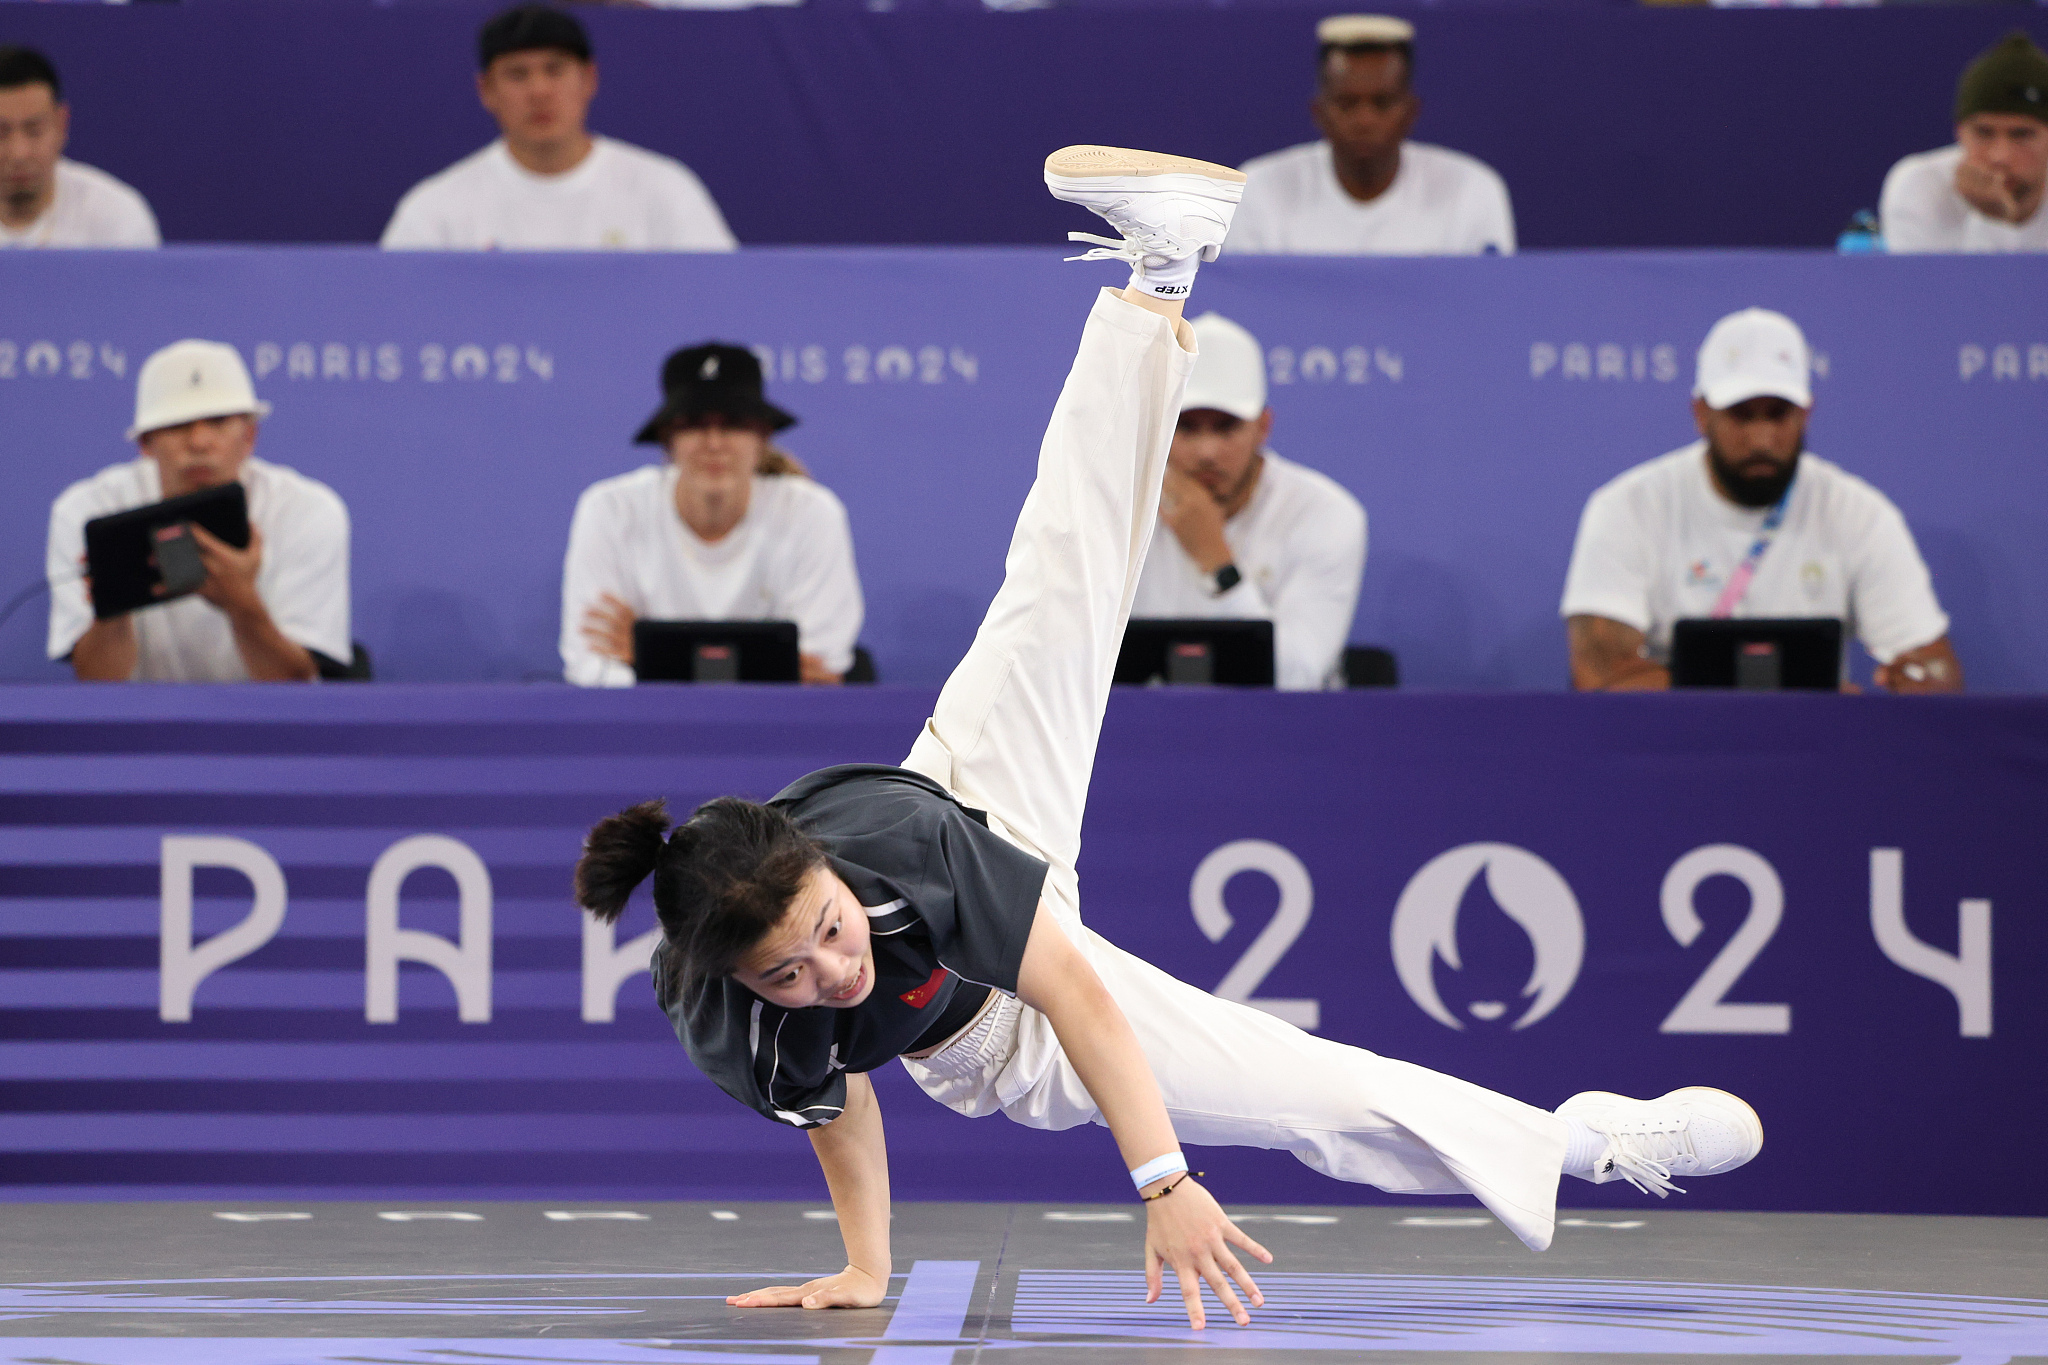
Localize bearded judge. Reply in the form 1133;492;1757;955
1560;308;1961;693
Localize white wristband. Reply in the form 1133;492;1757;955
1129;1152;1188;1191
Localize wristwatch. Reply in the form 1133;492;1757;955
1212;563;1242;595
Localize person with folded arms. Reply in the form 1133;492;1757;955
1881;31;2048;254
47;341;352;682
381;4;735;252
560;342;863;686
1131;312;1366;691
1561;308;1960;693
1230;14;1513;256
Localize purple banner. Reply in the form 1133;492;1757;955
0;684;2039;1216
3;248;2045;691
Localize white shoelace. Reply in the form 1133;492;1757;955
1062;198;1195;268
1598;1126;1693;1198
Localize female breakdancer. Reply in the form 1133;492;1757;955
573;145;1763;1330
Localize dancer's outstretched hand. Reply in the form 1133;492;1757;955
727;1264;887;1310
1143;1178;1271;1328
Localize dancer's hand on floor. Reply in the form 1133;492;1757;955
1143;1177;1270;1328
727;1264;888;1310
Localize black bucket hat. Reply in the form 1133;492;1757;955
633;343;798;445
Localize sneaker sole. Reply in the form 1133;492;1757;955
1044;145;1246;201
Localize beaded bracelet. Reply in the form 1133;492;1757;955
1141;1172;1204;1202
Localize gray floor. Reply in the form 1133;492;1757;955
0;1200;2043;1364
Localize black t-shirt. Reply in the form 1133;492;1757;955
653;765;1050;1128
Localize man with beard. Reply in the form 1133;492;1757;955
1130;312;1366;691
1560;308;1960;693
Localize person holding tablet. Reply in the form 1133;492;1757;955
47;340;351;683
574;145;1763;1330
1561;308;1960;693
559;341;862;686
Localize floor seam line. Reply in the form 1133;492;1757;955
967;1201;1012;1365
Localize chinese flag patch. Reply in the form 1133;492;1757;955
899;968;948;1009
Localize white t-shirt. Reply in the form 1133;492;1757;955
0;158;159;249
47;456;353;681
1229;140;1515;256
1881;144;2048;254
561;465;863;686
1131;450;1367;691
1560;442;1948;666
380;136;737;251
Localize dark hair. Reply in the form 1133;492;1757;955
1318;41;1414;91
478;4;592;71
0;47;62;100
574;796;825;992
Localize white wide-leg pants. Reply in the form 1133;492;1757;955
899;289;1569;1252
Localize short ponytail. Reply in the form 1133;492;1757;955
574;798;672;924
575;794;826;993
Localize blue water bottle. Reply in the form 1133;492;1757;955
1837;209;1886;254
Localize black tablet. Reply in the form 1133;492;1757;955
1670;617;1844;691
632;619;801;683
82;482;251;621
1115;618;1276;688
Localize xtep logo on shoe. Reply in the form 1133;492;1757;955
1390;843;1586;1031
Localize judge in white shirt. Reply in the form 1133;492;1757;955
0;47;159;249
1131;312;1367;692
1880;31;2048;255
1230;15;1513;257
1562;308;1961;694
562;342;863;687
48;341;352;683
381;5;735;252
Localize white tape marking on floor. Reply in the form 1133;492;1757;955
542;1211;650;1221
1397;1215;1492;1227
1043;1211;1134;1223
377;1211;484;1222
212;1212;312;1222
801;1210;837;1220
711;1210;740;1221
1559;1218;1646;1229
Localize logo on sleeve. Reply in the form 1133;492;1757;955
899;968;949;1008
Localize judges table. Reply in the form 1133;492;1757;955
0;684;2039;1216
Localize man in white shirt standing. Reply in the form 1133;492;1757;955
1561;308;1960;694
562;342;863;687
1230;15;1513;256
1131;312;1367;691
48;341;352;682
0;47;158;249
381;5;735;251
1881;31;2048;255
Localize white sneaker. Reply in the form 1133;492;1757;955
1556;1087;1763;1198
1043;145;1246;299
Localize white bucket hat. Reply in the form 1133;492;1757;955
1181;312;1268;422
127;339;273;442
1694;308;1811;411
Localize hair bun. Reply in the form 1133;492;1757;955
574;798;671;924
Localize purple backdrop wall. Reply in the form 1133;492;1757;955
1;0;2042;249
3;248;2045;690
0;684;2037;1216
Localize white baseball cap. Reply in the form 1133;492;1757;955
128;339;272;442
1693;308;1811;411
1317;14;1415;45
1182;312;1268;422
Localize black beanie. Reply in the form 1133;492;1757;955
1954;30;2048;127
